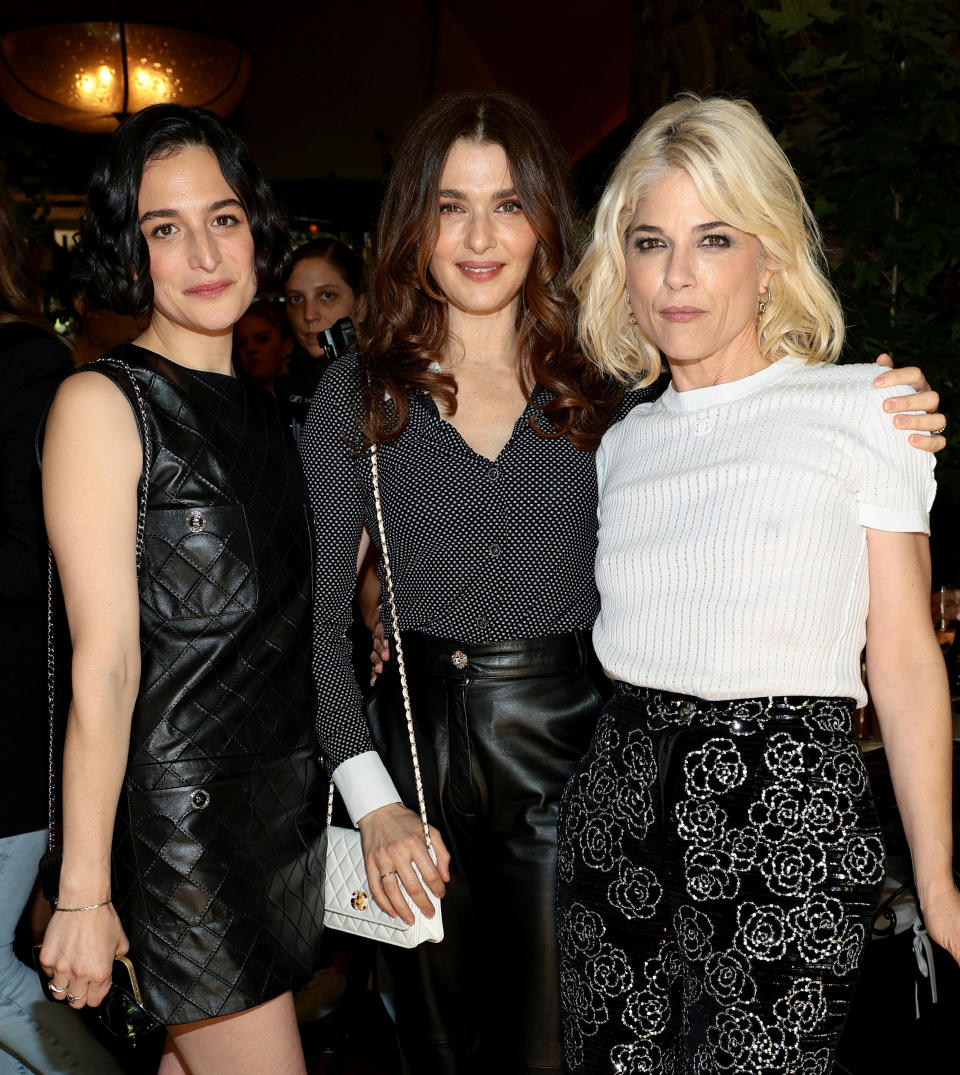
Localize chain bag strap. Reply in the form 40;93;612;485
322;444;444;947
42;357;153;864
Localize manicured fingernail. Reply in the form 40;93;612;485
876;375;888;385
894;415;906;426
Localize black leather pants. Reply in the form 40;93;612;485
365;630;607;1075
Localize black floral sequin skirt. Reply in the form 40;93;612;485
556;686;885;1075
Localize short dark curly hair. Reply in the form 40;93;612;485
72;104;289;317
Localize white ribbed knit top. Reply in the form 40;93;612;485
593;358;935;705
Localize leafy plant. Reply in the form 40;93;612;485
742;0;960;570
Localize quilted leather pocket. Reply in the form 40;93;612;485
125;778;248;928
143;504;258;621
122;752;321;930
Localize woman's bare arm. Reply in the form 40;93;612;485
38;371;142;1007
865;528;960;964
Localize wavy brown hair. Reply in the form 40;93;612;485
0;194;52;332
360;91;622;450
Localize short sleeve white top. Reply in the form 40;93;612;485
593;358;936;706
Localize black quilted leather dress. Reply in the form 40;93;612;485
95;344;325;1025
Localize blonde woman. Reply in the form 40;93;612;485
556;95;960;1075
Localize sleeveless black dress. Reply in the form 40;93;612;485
93;344;325;1025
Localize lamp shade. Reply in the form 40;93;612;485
0;22;251;132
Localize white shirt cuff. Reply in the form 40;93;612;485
332;751;402;826
858;503;930;534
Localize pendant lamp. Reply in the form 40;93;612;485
0;21;251;133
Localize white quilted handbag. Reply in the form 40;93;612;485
322;446;444;948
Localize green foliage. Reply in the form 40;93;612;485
743;0;960;563
758;0;845;33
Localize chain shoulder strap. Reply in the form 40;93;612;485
325;445;432;852
45;358;153;851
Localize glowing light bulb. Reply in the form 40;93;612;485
134;68;151;88
77;73;95;94
97;65;113;86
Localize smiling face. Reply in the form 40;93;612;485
138;144;256;340
283;257;357;359
427;139;538;320
625;168;773;387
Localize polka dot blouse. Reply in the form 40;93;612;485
299;354;659;773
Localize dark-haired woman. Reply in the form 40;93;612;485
300;92;944;1075
279;238;365;442
283;236;364;365
38;105;324;1075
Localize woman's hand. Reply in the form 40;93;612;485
38;903;129;1010
873;354;946;453
368;621;391;686
920;882;960;967
357;802;451;923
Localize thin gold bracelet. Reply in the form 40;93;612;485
54;898;112;912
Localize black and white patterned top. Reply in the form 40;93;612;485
300;353;660;773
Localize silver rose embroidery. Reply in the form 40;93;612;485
608;860;662;921
683;738;747;799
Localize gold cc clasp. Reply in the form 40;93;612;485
350;890;369;911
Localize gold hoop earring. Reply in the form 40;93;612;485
626;293;638;327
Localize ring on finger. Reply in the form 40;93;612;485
66;992;87;1003
381;871;397;881
933;424;947;436
49;982;69;994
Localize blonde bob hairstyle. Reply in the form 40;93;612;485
574;94;845;385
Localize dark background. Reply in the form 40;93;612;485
2;0;958;572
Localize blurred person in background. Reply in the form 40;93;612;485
233;299;293;394
69;302;147;367
280;238;366;443
283;237;364;368
0;195;123;1074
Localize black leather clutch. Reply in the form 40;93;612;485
32;946;160;1045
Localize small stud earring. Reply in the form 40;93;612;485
757;293;768;324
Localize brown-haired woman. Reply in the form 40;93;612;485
299;91;944;1075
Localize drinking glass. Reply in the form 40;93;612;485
934;585;958;655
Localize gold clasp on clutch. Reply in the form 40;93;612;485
350;890;369;911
